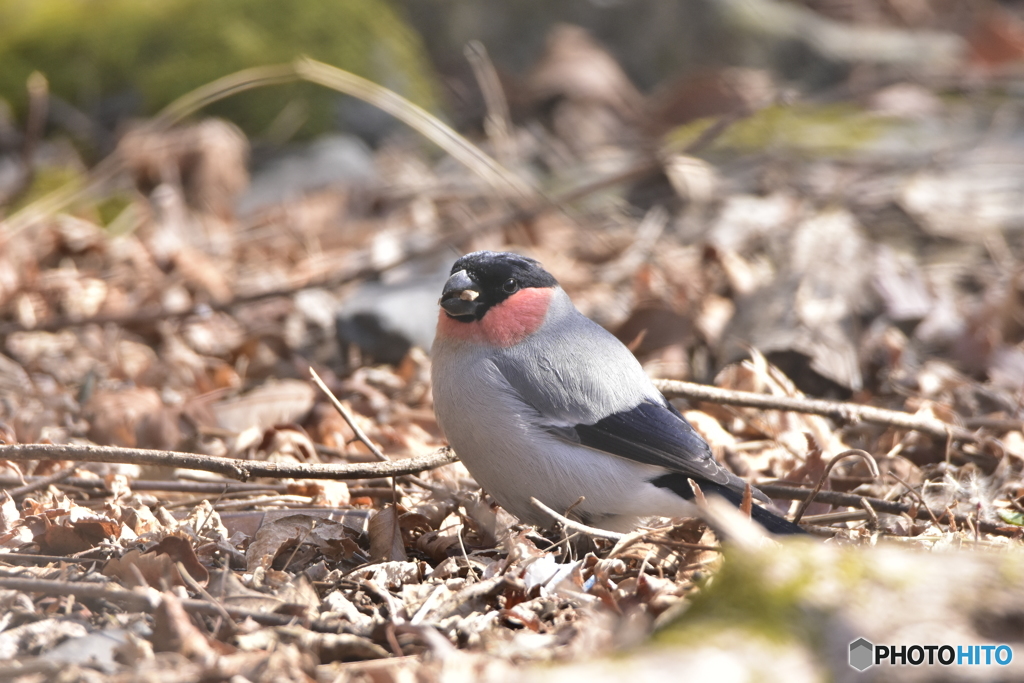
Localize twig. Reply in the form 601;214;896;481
4;466;77;498
0;553;105;566
529;497;625;541
887;471;943;528
0;444;457;482
0;476;297;495
654;379;976;442
758;483;1017;537
861;498;879;530
740;483;753;517
176;561;233;622
792;449;879;524
0;577;362;632
692;493;770;549
153;63;300;129
310;368;387;462
799;510;870;525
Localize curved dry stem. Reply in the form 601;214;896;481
529;497;626;541
154;63;300;128
792;448;880;524
293;57;535;200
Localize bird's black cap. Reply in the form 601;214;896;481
440;251;558;322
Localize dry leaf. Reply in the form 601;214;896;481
368;504;407;563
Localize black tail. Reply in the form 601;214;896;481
748;500;806;535
651;474;806;535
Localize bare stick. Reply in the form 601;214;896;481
310;367;387;462
654;379;976;442
0;444;457;482
0;577;370;633
758;483;1016;537
0;476;291;494
4;466;77;498
529;497;625;541
0;553;105;566
887;470;943;528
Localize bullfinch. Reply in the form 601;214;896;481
431;250;804;535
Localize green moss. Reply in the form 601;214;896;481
666;104;897;157
95;194;133;228
10;163;83;212
997;508;1024;526
657;549;812;647
0;0;437;140
654;539;874;655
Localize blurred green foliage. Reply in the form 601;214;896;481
0;0;437;140
667;104;898;157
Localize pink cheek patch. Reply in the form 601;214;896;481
436;288;553;348
482;287;552;347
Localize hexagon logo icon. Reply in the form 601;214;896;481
850;638;874;671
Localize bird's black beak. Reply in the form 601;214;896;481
439;269;483;318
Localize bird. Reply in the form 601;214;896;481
430;250;804;535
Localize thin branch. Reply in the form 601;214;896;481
0;476;287;494
529;497;625;541
0;444;457;482
654;379;976;442
4;466;77;498
799;510;870;525
0;553;105;566
0;577;366;633
758;483;1018;537
310;368;387;462
888;470;943;528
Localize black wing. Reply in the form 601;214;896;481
548;399;769;503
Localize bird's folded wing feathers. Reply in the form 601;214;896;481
545;400;771;503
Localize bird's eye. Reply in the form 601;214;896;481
502;278;518;293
